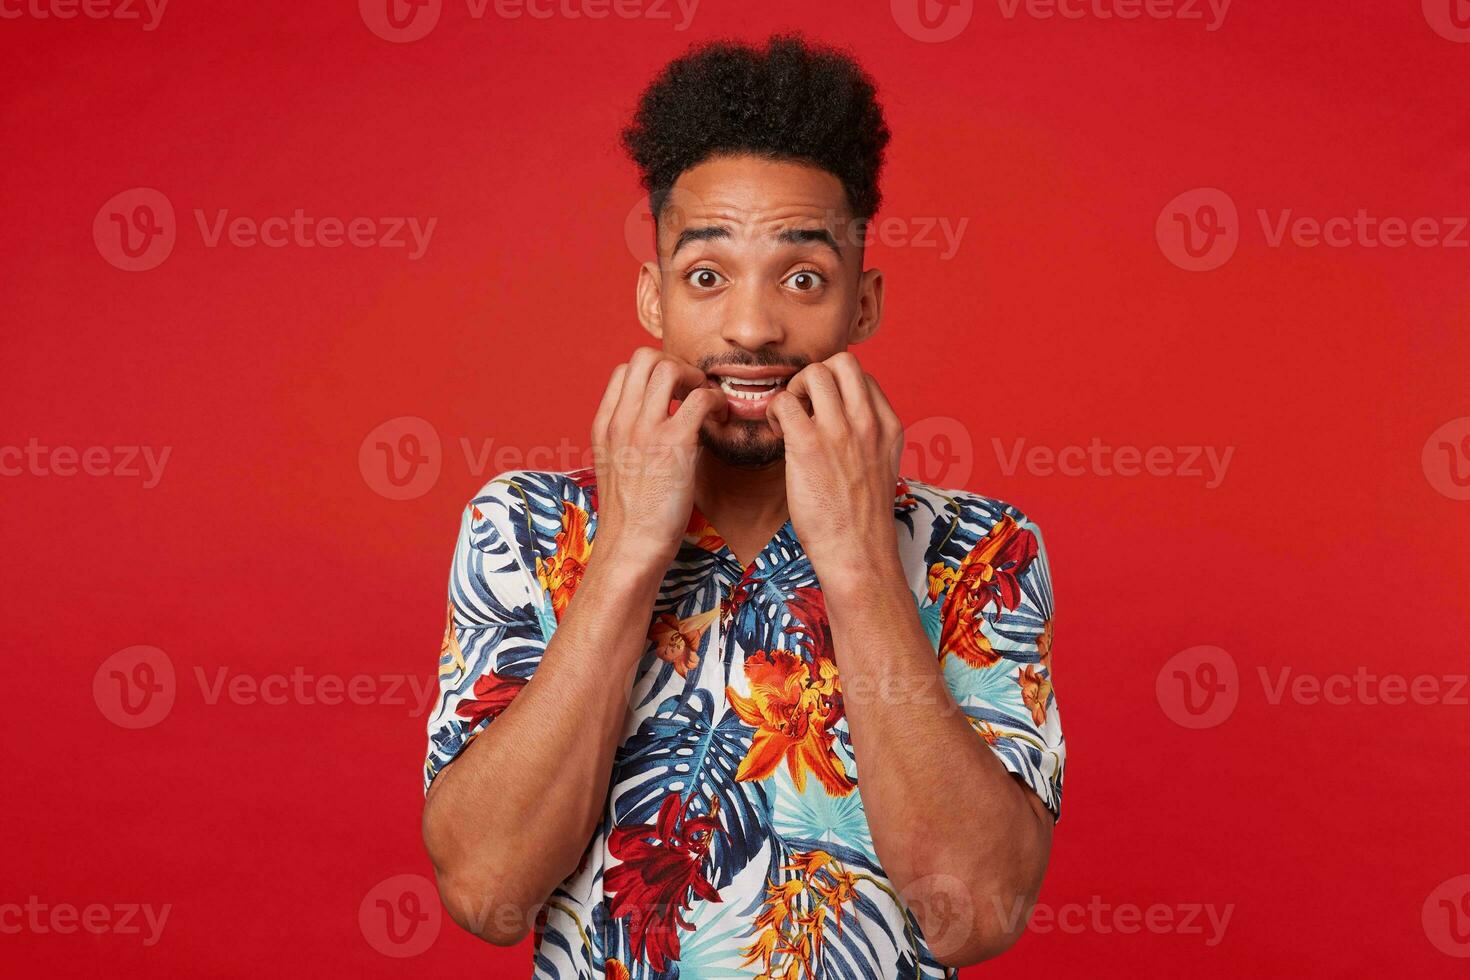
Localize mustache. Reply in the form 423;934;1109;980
699;353;808;372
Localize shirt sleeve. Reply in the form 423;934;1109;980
936;507;1065;821
423;476;552;795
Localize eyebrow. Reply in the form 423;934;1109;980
670;224;844;263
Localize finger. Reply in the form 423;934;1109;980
865;374;905;478
785;363;847;434
612;346;664;429
766;389;816;446
863;372;899;427
592;362;629;449
826;354;876;433
669;385;729;435
642;357;709;427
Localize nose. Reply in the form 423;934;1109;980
719;277;786;350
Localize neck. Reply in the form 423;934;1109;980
693;452;789;534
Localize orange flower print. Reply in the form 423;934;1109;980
740;848;861;978
1038;617;1053;671
1019;665;1052;726
604;960;630;980
726;650;855;797
649;608;719;677
930;515;1039;669
738;876;805;973
970;718;1001;745
684;506;727;553
535;500;593;623
438;600;466;679
811;867;859;936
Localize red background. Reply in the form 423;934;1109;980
4;0;1469;975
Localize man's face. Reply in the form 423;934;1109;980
636;152;883;468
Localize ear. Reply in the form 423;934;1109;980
636;260;664;340
847;266;885;344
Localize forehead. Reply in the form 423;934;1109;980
661;153;853;233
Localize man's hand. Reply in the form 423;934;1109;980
591;346;728;570
764;351;905;584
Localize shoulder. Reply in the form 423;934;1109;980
896;475;1046;540
458;466;599;552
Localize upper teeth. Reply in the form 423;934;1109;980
716;376;785;400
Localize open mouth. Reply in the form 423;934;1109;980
710;375;790;401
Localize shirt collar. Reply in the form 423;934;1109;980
682;478;919;555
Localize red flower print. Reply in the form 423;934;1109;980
605;793;725;972
931;516;1039;668
454;669;528;729
535;500;593;624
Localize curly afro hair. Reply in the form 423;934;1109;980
621;32;891;233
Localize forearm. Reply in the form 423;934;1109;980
423;541;664;943
822;559;1051;963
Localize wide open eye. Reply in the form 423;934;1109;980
782;267;826;292
683;267;726;289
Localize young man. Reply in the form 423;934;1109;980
422;33;1063;978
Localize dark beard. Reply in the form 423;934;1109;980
698;419;784;467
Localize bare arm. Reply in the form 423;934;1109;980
769;352;1061;966
421;346;727;945
422;540;665;944
824;560;1053;966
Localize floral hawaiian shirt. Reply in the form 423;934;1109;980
425;466;1064;979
